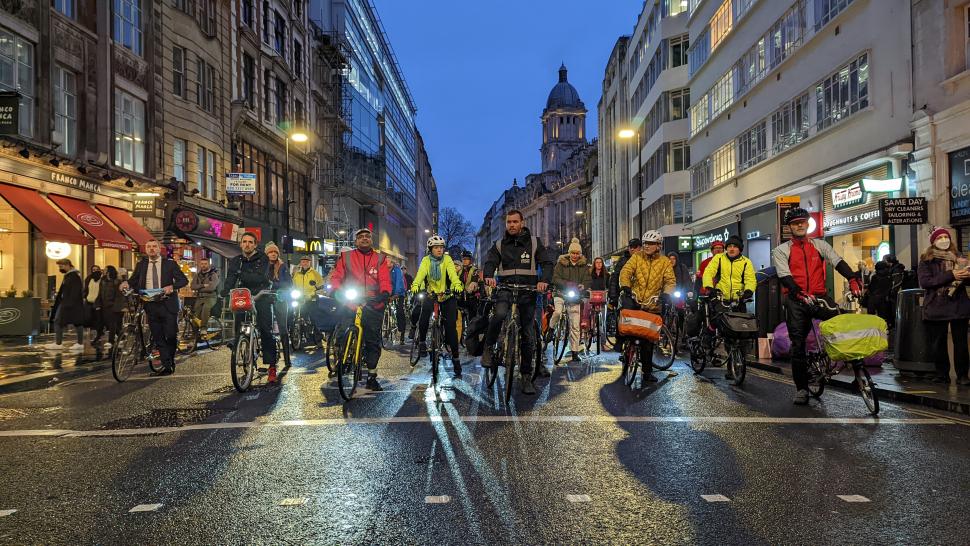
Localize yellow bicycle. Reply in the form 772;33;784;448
335;287;367;401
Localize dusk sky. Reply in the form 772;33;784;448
372;1;640;229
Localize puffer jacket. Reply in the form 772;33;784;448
552;255;591;291
702;254;757;301
918;257;970;321
618;251;676;312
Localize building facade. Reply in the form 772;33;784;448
414;129;439;268
595;37;631;260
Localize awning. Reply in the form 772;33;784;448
0;183;88;245
195;237;240;259
47;195;132;250
95;204;155;250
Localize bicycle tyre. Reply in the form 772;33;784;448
652;326;676;371
857;365;879;415
430;323;441;386
624;342;639;387
504;327;518;404
553;317;568;364
533;320;544;378
324;328;337;373
231;334;255;392
337;328;359;401
381;309;394;348
281;331;292;369
408;337;421;367
176;315;198;355
730;345;746;386
807;353;827;398
111;325;139;382
289;319;303;352
484;360;498;388
593;314;601;355
204;317;224;349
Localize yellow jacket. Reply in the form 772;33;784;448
619;252;676;312
702;254;757;300
292;267;324;299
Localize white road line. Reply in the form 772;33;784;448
701;494;731;503
0;509;17;517
836;495;871;503
245;394;260;401
278;498;309;506
565;494;592;503
425;495;451;504
128;504;163;513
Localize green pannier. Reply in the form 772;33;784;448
819;313;888;362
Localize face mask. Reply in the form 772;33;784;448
935;239;951;250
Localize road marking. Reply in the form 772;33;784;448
425;495;451;504
565;494;592;503
837;495;870;503
905;390;938;394
0;509;16;517
245;394;260;400
278;498;309;506
701;494;731;503
128;504;163;513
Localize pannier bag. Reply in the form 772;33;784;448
819;313;888;362
463;314;490;357
617;309;663;342
229;288;254;312
713;312;759;340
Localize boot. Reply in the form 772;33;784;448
520;375;536;395
452;355;463;379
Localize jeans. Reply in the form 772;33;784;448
784;295;840;391
484;289;537;374
924;318;970;380
417;296;460;357
144;301;178;368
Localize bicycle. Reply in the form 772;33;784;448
176;292;224;355
288;288;321;354
548;288;584;364
698;291;755;386
581;290;607;357
409;291;453;387
381;296;401;347
228;289;290;392
112;289;166;382
485;283;539;403
617;293;675;388
333;286;382;401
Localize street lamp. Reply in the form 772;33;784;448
617;128;642;237
283;128;309;257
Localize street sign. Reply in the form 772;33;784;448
879;197;928;225
226;172;257;195
0;93;19;135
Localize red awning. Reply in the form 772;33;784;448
0;183;88;245
48;195;132;250
95;204;155;250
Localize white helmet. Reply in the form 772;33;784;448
427;235;446;248
641;230;663;244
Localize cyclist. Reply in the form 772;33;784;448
772;207;862;405
550;238;591;362
618;230;676;383
411;235;464;377
458;251;481;323
224;233;276;381
701;235;757;380
390;260;408;344
608;238;642;306
482;209;555;395
695;240;725;295
329;227;392;391
292;255;323;299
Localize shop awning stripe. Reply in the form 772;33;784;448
47;195;132;251
0;183;88;245
95;204;155;250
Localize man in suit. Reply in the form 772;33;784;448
123;239;188;374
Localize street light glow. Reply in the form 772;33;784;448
617;129;636;139
290;131;309;143
575;210;584;215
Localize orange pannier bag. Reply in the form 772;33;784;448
617;308;663;342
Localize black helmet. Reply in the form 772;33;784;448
461;251;473;259
628;238;642;248
784;207;810;225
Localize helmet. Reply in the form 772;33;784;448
711;240;725;251
461;250;473;259
784;207;811;225
426;235;446;248
641;230;663;244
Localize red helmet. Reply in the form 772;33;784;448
710;240;725;251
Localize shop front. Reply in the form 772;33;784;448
949;146;970;248
690;223;739;272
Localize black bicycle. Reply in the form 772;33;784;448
288;288;321;353
485;283;539;403
112;289;166;382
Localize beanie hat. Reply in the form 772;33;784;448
568;238;582;254
930;226;951;244
725;235;744;250
264;241;280;254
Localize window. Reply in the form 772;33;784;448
275;77;286;125
669;140;690;171
669;88;689;120
667;0;688;17
293;40;303;78
689;94;710;136
814;0;854;31
772;93;809;154
242;53;255;108
196;58;214;112
172;46;186;98
712;141;736;186
688;27;710;77
736;120;767;172
672;193;691;223
113;0;143;56
294;0;303;20
53;66;77;156
710;0;733;51
263;69;273;121
274;11;286;55
0;29;34;137
262;1;271;43
173;139;186;182
196;146;216;198
767;1;805;69
670;34;689;68
815;52;869;131
294;99;304;127
53;0;75;18
710;70;734;118
199;0;216;36
113;89;145;173
691;158;712;196
241;0;254;27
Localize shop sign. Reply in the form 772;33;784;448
173;209;241;242
173;210;199;233
776;196;800;242
132;197;156;217
292;238;307;251
824;208;881;230
307;238;324;253
50;171;100;194
831;181;866;210
949;146;970;224
879;197;927;225
746;231;761;240
822;164;892;236
0;93;19;135
226;173;257;195
320;254;339;275
325;239;337;254
692;226;735;249
677;236;693;252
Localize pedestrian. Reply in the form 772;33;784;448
123;240;188;375
83;265;104;345
667;252;692;296
190;257;221;327
45;258;85;352
590;257;610;291
550;238;591;362
389;259;408;344
917;227;970;385
96;265;126;350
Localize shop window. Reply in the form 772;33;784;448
113;0;143;56
0;197;30;295
0;29;34;138
113;89;145;174
53;66;77;157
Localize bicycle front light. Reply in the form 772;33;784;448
418;293;425;300
674;291;682;298
290;289;302;300
344;288;359;302
567;290;577;299
290;300;299;309
325;284;332;291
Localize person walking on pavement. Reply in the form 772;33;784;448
223;233;277;381
482;209;555;394
917;227;970;385
329;228;392;391
190;258;220;328
411;235;465;377
83;265;104;346
96;265;125;350
123;240;188;374
45;258;86;352
550;238;591;362
389;260;408;344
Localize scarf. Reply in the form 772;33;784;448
429;255;443;281
270;260;283;281
932;248;958;271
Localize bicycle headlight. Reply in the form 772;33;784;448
290;289;302;300
418;293;425;300
344;288;359;302
567;290;577;299
325;284;332;291
290;300;299;309
674;291;682;298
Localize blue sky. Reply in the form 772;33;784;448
372;1;640;228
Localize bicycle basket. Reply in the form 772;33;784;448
229;288;254;312
819;313;888;361
713;312;759;340
617;309;663;342
588;290;607;305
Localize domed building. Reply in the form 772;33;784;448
541;65;588;173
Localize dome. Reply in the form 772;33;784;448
546;64;584;110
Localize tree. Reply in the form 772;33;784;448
437;207;476;256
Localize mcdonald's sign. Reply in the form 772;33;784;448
307;238;323;253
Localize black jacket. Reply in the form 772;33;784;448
672;263;692;293
590;269;610;291
52;270;84;326
224;250;271;295
97;277;126;313
483;227;554;285
128;257;189;314
608;251;634;303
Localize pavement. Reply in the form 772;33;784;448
1;340;969;545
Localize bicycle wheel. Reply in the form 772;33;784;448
111;325;139;382
553;317;568;364
624;342;639;387
337;328;359;401
688;338;707;374
593;314;601;355
281;333;292;368
729;345;746;386
504;327;519;404
652;326;675;371
408;337;421;367
430;323;441;386
230;333;255;392
856;364;879;415
807;353;827;398
324;328;337;373
176;315;198;355
381;309;394;347
289;319;303;352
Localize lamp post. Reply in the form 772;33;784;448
617;128;642;239
283;128;308;255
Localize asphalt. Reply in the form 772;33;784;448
0;341;968;545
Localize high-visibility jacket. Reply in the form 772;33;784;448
292;267;324;299
701;254;757;301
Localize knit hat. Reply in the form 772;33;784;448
568;238;582;254
264;241;280;254
725;235;744;251
930;226;951;244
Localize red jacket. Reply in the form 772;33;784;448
771;237;843;296
329;249;392;308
